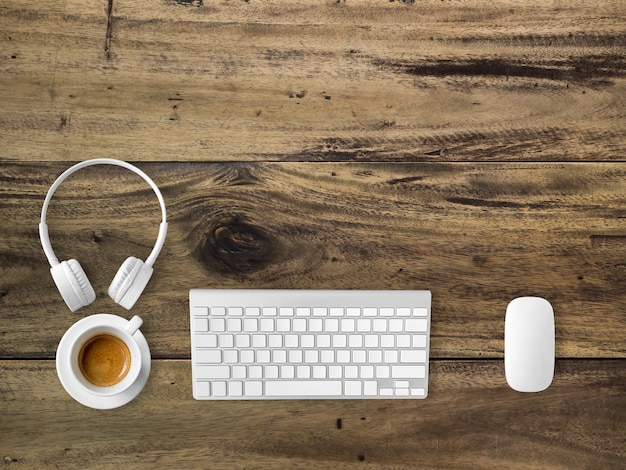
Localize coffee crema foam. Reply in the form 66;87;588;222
78;333;131;387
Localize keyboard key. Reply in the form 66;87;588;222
304;350;319;363
276;319;290;332
296;307;311;316
412;335;427;348
341;319;355;332
364;381;378;396
389;319;403;332
224;350;238;363
325;319;339;332
232;366;246;379
384;350;398;363
243;319;258;332
317;335;331;348
297;365;311;378
363;308;377;317
381;334;394;347
337;350;350;363
246;307;261;316
197;334;217;348
320;350;335;363
279;307;294;316
397;335;410;348
257;350;271;363
346;308;360;316
196;366;230;379
252;335;266;348
260;319;274;332
313;308;327;316
289;350;303;363
309;319;323;332
313;365;326;378
194;318;209;332
245;381;263;396
345;381;362;396
273;350;287;363
328;365;342;378
268;334;283;347
293;319;306;332
262;307;276;316
396;308;411;317
265;365;279;379
219;334;234;348
193;306;209;316
241;350;255;363
392;365;426;379
229;381;243;397
210;319;225;332
285;334;298;347
211;307;226;316
373;319;387;332
361;365;374;378
413;308;428;316
345;365;358;378
329;308;344;316
196;350;221;363
357;319;371;332
213;381;227;397
249;366;263;378
400;350;427;363
235;334;250;348
406;319;428;332
353;350;366;363
333;335;347;348
369;350;382;363
265;381;342;397
301;335;315;348
229;307;243;316
349;335;363;348
376;365;390;378
281;365;295;378
196;381;211;397
380;308;394;317
227;319;241;332
364;335;379;347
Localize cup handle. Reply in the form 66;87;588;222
125;315;143;336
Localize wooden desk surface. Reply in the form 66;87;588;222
1;1;624;468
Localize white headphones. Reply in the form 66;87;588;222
39;159;168;312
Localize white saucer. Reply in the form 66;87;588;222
56;315;151;409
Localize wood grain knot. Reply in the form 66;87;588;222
201;217;275;274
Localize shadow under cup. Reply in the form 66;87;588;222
70;325;142;396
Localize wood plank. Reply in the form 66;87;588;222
1;359;624;469
1;162;624;359
1;0;624;162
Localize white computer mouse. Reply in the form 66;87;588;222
505;297;555;392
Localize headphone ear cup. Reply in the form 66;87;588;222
108;257;153;310
50;259;96;312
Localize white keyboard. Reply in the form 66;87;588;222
189;289;432;400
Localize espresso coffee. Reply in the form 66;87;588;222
78;333;131;387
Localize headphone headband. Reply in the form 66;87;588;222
40;158;168;268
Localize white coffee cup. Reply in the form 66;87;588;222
57;314;147;403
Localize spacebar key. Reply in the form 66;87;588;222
265;381;342;397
